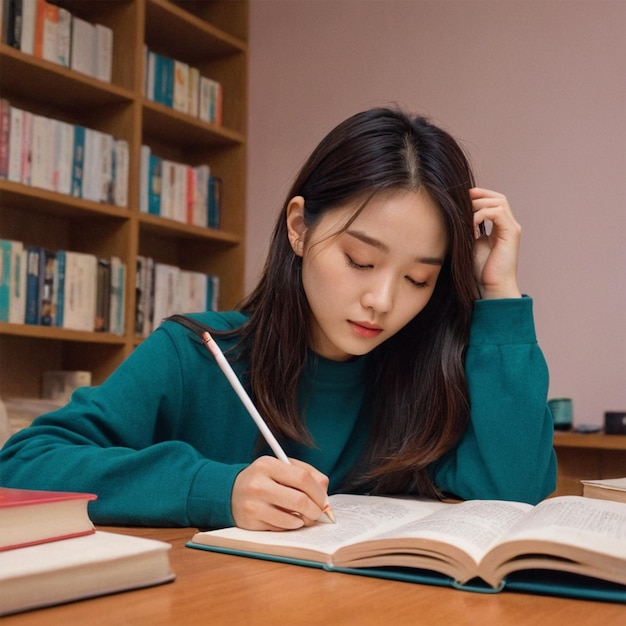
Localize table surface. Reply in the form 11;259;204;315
3;526;625;626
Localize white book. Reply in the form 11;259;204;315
142;257;154;337
113;139;129;207
152;263;180;329
146;49;156;100
20;110;33;186
19;0;36;55
198;76;212;123
62;251;97;331
54;120;74;195
172;162;187;222
180;270;207;314
139;145;150;213
159;159;175;219
9;241;26;324
7;107;23;183
94;23;113;82
192;164;210;227
173;60;189;113
108;256;125;335
30;115;55;191
57;7;71;67
70;16;95;77
0;531;174;617
82;128;103;202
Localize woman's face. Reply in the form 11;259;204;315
287;189;448;361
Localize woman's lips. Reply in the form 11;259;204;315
349;321;383;338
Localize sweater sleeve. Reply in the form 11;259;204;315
430;297;557;504
0;328;245;529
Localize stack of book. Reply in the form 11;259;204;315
0;487;174;616
0;239;126;333
2;0;113;82
0;99;129;207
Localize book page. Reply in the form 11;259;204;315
192;494;450;559
367;499;531;564
491;496;626;558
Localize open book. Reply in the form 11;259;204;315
188;494;626;600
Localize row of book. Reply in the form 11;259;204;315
0;240;127;335
135;256;220;338
0;99;129;206
139;145;221;228
144;47;223;125
2;0;113;82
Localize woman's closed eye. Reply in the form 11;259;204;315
345;254;372;270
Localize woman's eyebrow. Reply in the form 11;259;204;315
345;229;444;266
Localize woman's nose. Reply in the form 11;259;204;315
360;275;394;313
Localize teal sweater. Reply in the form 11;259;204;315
0;298;556;528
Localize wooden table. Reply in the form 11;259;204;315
3;526;625;626
553;432;626;496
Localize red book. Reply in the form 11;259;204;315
0;487;97;551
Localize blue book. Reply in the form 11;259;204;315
24;245;41;325
154;53;174;108
208;176;222;229
71;125;86;198
0;239;11;321
55;250;66;327
148;152;162;215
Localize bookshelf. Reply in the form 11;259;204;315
0;0;248;398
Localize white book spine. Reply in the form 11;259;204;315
55;121;74;195
94;24;113;82
41;8;59;64
139;145;150;213
57;7;71;67
19;0;36;55
30;115;55;191
20;111;33;186
70;16;95;77
113;139;129;207
188;67;200;118
63;252;97;331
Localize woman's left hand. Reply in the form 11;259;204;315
470;187;523;299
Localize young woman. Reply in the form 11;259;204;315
0;108;556;530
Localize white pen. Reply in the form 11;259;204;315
201;331;336;524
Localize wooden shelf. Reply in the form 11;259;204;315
0;0;248;395
553;432;626;451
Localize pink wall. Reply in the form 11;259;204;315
246;0;625;427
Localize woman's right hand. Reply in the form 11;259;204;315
231;456;330;530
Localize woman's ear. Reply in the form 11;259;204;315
286;196;306;257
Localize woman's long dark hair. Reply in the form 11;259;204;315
231;107;478;498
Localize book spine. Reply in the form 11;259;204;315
8;240;26;323
39;248;56;326
7;105;22;182
30;114;55;191
71;124;85;197
173;60;189;113
18;0;34;54
113;139;129;207
69;15;95;77
100;132;114;204
148;152;162;215
0;239;11;321
55;120;74;195
95;258;110;331
94;23;113;82
55;249;65;327
24;245;41;325
139;145;150;213
0;98;10;179
20;109;32;185
56;6;71;67
34;0;59;63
